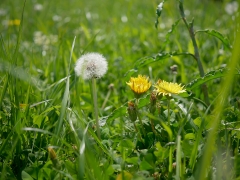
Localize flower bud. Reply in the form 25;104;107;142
127;101;137;122
48;147;57;160
149;92;157;114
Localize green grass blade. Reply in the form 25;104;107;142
52;37;76;144
195;15;240;180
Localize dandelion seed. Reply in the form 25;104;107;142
126;75;151;95
74;52;108;80
154;79;186;96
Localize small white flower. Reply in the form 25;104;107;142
74;52;108;80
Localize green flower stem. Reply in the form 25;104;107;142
167;98;171;125
169;144;173;179
179;0;210;105
133;122;145;144
135;98;146;137
101;84;113;110
167;98;173;179
91;78;101;139
150;119;157;135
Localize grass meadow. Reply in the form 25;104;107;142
0;0;240;179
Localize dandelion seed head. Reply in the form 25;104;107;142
74;52;108;80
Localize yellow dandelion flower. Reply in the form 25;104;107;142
126;75;151;95
154;79;186;96
8;19;21;26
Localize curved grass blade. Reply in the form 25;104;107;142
196;29;232;50
78;123;89;180
52;37;76;145
196;16;240;180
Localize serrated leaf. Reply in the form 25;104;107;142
196;29;232;50
124;69;138;80
186;68;226;90
134;52;194;68
155;2;164;28
163;18;181;46
106;105;127;123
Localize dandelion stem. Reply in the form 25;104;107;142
167;99;170;125
167;98;173;179
101;90;111;110
135;98;146;137
150;119;157;135
101;84;114;110
133;122;144;144
91;78;101;139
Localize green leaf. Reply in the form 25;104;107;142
196;29;232;50
65;160;77;175
139;159;153;170
163;18;181;47
154;142;169;163
182;133;195;158
186;68;226;90
126;157;139;165
193;117;202;128
106;165;115;175
106;104;127;123
22;171;34;180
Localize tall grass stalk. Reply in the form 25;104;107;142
52;37;76;145
176;135;181;180
196;15;240;180
179;0;210;105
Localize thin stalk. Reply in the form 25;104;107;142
176;135;181;180
101;84;113;109
167;98;173;179
196;15;240;180
133;122;145;144
167;99;170;125
179;0;210;105
91;78;101;139
135;98;146;136
150;119;157;135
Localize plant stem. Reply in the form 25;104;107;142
150;119;157;135
167;99;170;125
133;122;144;144
135;98;146;137
179;0;210;105
91;78;101;139
167;98;173;179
